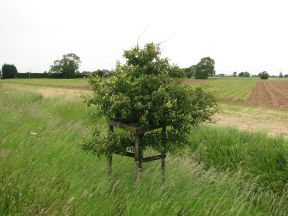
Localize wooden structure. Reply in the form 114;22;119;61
107;119;167;180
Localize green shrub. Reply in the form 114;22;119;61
85;43;218;156
238;72;250;77
259;71;269;79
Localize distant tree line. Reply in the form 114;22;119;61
2;52;288;80
170;57;215;79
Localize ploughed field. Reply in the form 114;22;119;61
247;81;288;109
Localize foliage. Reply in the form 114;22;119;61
279;72;283;78
49;53;81;78
194;57;215;79
92;69;112;78
85;43;218;156
184;65;196;78
167;65;186;78
238;71;250;77
259;71;269;79
1;64;18;79
233;72;237;77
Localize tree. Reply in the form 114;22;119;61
1;64;18;79
233;72;237;77
279;72;283;78
195;57;215;79
238;72;250;77
168;65;186;78
93;69;112;78
84;43;218;157
184;65;196;78
49;53;81;78
259;71;269;79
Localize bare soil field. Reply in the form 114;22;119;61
246;81;288;109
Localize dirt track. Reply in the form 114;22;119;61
246;81;288;109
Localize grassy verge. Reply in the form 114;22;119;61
0;84;288;215
183;126;288;193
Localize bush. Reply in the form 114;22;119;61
184;65;196;78
84;43;218;156
14;72;86;79
168;66;186;78
238;72;250;77
259;71;269;79
1;64;18;79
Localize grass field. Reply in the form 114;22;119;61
1;82;288;215
0;78;89;88
185;78;257;102
0;77;258;102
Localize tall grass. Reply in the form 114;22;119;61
183;126;288;193
1;85;288;215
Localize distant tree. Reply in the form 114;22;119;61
184;65;196;78
233;72;237;77
93;69;112;78
195;57;215;79
1;64;18;79
284;74;288;78
168;65;186;78
259;71;269;79
238;72;250;77
279;72;283;78
49;53;81;78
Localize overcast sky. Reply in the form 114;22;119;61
1;0;288;75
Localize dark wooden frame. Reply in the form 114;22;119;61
107;119;167;180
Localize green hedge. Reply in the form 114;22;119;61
15;73;86;79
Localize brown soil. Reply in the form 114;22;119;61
246;81;288;109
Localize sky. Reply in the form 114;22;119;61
1;0;288;75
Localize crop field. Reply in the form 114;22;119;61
184;78;258;102
247;81;288;109
1;78;288;215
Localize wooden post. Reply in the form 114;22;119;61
134;134;142;181
161;126;167;179
107;125;113;175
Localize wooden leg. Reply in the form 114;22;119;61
107;154;112;175
134;134;142;181
161;155;165;175
161;126;167;181
108;125;113;175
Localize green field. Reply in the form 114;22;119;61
0;78;89;88
0;77;258;102
185;78;257;102
1;82;288;215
